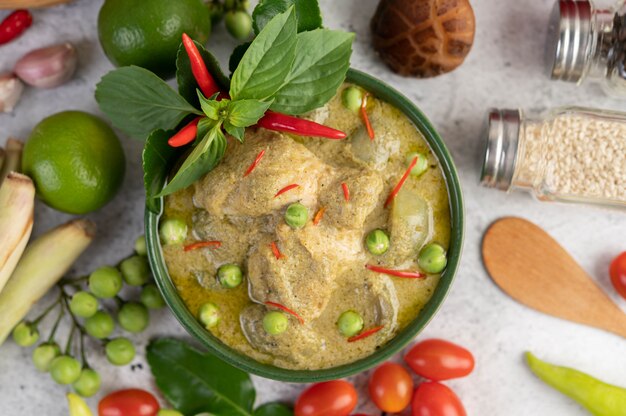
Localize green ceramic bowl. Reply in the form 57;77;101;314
145;69;464;382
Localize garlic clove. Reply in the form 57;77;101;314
14;43;78;89
0;73;24;113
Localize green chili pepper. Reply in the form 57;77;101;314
525;352;626;416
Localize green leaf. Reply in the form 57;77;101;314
199;92;230;121
176;40;230;108
224;122;245;142
228;99;272;127
142;130;181;213
196;117;216;143
147;338;255;415
156;123;227;197
230;7;297;101
253;0;322;34
96;66;202;140
255;403;294;416
229;42;252;75
271;29;354;115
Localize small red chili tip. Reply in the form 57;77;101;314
168;117;201;147
243;149;266;177
0;10;33;45
265;301;305;325
313;206;326;225
269;241;285;259
384;155;418;208
183;241;222;251
361;93;375;140
274;183;299;198
341;182;350;202
182;33;221;98
348;325;384;342
257;111;347;140
365;264;425;279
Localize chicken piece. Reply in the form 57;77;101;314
319;169;384;230
193;131;330;218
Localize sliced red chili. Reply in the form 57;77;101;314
269;241;285;259
257;111;346;140
313;206;326;225
348;325;384;342
361;93;375;140
184;241;222;251
243;149;266;177
265;301;304;325
168;117;201;147
341;182;350;202
384;155;418;208
274;184;299;198
365;264;425;279
182;33;221;98
0;10;33;45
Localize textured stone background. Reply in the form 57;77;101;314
1;0;625;414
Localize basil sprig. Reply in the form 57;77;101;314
96;0;353;205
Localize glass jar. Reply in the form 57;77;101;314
480;107;626;208
546;0;626;96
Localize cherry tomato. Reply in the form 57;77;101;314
98;389;160;416
295;380;357;416
412;382;466;416
405;339;474;381
610;252;626;300
368;362;413;412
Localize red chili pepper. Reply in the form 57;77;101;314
348;325;384;342
341;182;350;202
384;155;418;208
258;111;346;140
269;241;285;259
361;93;375;140
274;183;299;198
243;149;266;177
0;10;33;45
182;33;221;98
265;301;304;325
168;117;201;147
313;206;326;225
184;241;222;251
365;264;425;279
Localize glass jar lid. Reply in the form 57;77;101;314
480;108;521;191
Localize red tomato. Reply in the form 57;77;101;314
295;380;357;416
368;362;413;412
412;382;466;416
98;389;160;416
610;252;626;300
405;339;474;381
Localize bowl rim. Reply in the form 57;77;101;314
145;68;465;382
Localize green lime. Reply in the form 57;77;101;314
22;111;125;215
98;0;211;79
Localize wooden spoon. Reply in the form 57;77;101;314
482;217;626;339
0;0;72;8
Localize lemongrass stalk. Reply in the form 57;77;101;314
0;219;95;345
0;138;23;183
0;173;35;293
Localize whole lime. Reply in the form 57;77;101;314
22;111;125;215
98;0;211;79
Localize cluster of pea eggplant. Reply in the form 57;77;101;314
206;0;253;41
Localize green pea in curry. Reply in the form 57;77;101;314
161;84;451;370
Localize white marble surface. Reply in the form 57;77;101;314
1;0;625;414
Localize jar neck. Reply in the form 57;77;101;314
510;118;547;191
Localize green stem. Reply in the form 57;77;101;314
79;331;88;367
32;294;62;325
47;305;65;343
64;324;75;355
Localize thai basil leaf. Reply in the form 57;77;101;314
95;66;202;140
198;93;230;121
142;130;181;213
196;117;214;143
254;403;294;416
156;122;226;197
270;29;354;115
229;42;252;75
224;122;245;142
230;7;297;101
253;0;322;34
228;99;272;127
176;40;230;108
147;338;255;415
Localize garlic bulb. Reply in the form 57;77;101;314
14;43;77;89
0;73;24;113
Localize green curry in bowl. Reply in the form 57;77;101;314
158;82;452;371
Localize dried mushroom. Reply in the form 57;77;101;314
371;0;475;77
